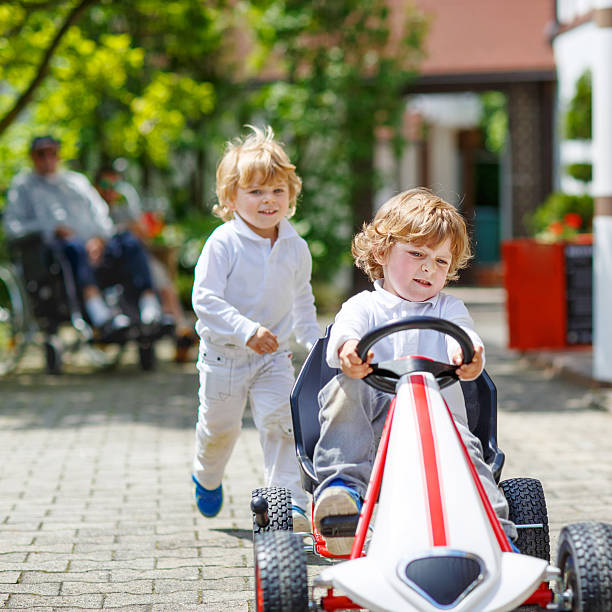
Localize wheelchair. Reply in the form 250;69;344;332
0;232;173;375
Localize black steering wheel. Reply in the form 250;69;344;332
355;316;475;393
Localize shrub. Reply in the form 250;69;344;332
528;192;593;242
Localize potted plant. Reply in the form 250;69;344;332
502;192;594;350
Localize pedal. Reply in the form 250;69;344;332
319;514;359;537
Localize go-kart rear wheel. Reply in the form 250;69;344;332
254;531;308;612
557;522;612;611
251;486;292;536
500;477;550;560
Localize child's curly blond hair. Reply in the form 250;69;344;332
352;188;472;283
213;125;302;222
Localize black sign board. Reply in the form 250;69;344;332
564;243;593;345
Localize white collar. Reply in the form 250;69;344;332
231;214;297;242
373;278;440;308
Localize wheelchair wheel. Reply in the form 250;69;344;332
138;342;156;371
254;531;308;612
500;477;550;561
251;487;292;536
44;336;63;375
0;264;30;375
557;522;612;610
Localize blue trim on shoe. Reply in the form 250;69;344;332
192;475;223;518
509;539;521;554
291;505;308;519
325;478;363;511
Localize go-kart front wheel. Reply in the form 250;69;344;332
254;531;308;612
557;521;612;610
251;486;292;536
500;477;550;560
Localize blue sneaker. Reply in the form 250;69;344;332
192;475;223;518
313;479;362;555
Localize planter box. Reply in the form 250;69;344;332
502;237;592;350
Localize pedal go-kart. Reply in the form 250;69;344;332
250;317;612;611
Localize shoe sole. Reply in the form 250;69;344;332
292;511;311;533
314;487;360;555
314;488;359;532
325;536;354;556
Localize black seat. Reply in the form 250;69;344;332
290;325;505;494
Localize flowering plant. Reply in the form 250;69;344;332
529;193;593;243
140;211;185;248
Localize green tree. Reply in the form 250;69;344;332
0;1;427;298
565;70;592;140
0;1;222;195
247;0;427;292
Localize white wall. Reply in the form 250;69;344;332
552;21;595;193
428;124;461;206
557;0;598;24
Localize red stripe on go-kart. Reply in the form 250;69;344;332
447;407;513;552
412;375;447;547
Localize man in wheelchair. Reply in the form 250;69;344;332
3;135;164;342
312;189;517;555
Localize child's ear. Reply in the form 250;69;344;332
373;248;387;266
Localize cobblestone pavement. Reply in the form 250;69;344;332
2;294;612;610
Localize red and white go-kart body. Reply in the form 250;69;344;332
314;370;553;611
252;317;612;612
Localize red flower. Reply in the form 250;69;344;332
549;221;565;236
563;212;582;229
141;211;165;237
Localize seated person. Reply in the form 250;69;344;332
312;188;517;554
95;166;196;361
3;136;162;338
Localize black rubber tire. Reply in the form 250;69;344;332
500;477;550;560
557;522;612;611
254;531;309;612
44;337;62;375
251;487;292;536
138;343;156;371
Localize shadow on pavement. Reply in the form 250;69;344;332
486;346;606;414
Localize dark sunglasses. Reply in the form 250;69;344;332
33;148;58;158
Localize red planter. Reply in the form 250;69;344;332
502;237;593;350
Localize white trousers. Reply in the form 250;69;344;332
193;340;308;508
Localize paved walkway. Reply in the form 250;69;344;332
1;290;612;610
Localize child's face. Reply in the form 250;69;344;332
228;175;290;240
378;238;452;302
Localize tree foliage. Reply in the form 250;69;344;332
564;69;592;140
247;0;427;287
0;0;426;293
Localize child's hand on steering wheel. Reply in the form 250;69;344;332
339;339;374;379
453;344;484;381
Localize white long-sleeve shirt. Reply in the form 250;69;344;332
327;280;485;419
4;170;114;241
192;215;321;351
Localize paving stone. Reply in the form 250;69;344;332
60;579;153;595
4;593;103;608
19;570;109;584
0;583;60;596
